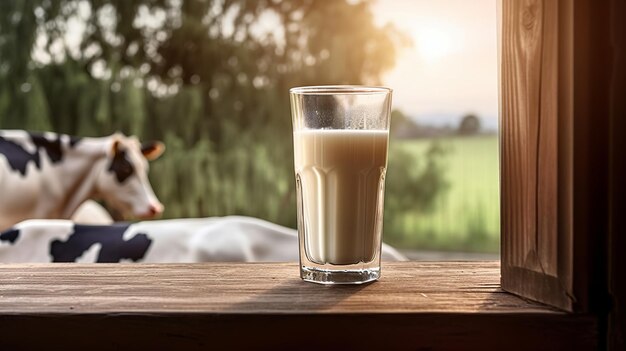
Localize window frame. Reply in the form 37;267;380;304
500;0;623;348
499;0;619;317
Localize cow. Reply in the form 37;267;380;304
0;216;407;263
71;200;114;225
0;130;165;231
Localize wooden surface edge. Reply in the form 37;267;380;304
0;312;598;350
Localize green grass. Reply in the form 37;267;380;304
386;135;500;253
150;132;500;254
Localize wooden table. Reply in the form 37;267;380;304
0;261;597;350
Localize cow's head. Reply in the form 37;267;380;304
95;133;165;219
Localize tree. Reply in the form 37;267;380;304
0;0;448;237
1;0;410;139
457;114;481;135
391;109;430;139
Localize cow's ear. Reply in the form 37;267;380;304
111;139;122;156
141;141;165;161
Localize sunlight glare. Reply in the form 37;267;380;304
414;23;464;62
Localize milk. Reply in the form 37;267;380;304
293;129;389;265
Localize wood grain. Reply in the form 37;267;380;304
0;262;597;350
500;0;574;311
0;262;542;314
501;0;620;346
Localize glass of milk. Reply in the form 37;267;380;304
290;86;392;284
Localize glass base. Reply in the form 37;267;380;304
300;266;380;285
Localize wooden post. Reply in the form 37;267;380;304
500;0;616;316
500;0;575;312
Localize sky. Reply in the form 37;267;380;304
372;0;499;130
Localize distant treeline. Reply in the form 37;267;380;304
391;110;492;139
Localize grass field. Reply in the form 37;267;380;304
385;135;500;253
151;132;500;254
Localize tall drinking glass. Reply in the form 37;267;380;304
290;86;392;284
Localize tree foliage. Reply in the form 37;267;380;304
0;0;447;236
458;113;481;135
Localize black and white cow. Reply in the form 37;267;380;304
0;216;407;263
0;130;165;231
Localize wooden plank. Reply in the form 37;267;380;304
536;0;559;276
0;262;545;314
500;0;573;311
501;1;620;346
0;262;597;350
501;0;617;314
571;0;613;317
608;0;626;348
556;0;574;313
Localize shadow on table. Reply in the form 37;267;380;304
224;278;371;312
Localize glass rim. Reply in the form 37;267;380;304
289;85;392;95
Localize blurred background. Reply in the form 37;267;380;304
0;0;498;258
